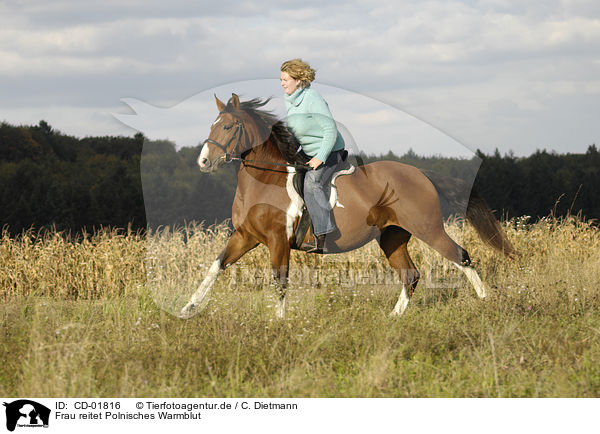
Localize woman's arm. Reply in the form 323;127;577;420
309;95;338;164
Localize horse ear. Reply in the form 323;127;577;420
214;94;226;112
231;93;240;110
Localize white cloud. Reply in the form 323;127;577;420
111;80;475;158
0;0;598;155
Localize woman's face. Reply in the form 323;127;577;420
280;71;302;95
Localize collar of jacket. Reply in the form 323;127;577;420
285;86;309;107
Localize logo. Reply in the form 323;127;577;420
3;400;50;432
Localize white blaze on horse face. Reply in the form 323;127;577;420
198;142;210;168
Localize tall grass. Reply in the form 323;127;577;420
1;216;600;397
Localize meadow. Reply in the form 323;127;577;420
1;215;600;397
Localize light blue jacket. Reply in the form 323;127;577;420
284;86;345;163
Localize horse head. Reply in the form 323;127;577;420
198;93;254;173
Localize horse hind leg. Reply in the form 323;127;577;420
180;228;258;319
454;249;487;299
422;229;488;299
378;226;420;317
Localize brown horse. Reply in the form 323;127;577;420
180;93;515;319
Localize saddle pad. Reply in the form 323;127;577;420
290;152;356;250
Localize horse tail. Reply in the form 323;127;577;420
465;190;518;257
422;170;518;258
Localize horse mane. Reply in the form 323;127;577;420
223;97;305;165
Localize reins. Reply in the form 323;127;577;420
233;156;309;170
205;116;309;171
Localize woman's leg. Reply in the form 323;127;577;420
303;151;341;235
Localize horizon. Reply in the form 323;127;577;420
4;117;597;160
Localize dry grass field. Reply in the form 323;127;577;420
2;215;600;397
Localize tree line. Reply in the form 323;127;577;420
0;120;597;236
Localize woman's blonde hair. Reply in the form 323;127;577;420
280;58;315;88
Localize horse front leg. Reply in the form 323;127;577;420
179;229;258;319
267;237;291;319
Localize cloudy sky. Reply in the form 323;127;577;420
1;0;599;157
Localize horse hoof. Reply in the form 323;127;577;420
275;305;286;319
179;303;196;319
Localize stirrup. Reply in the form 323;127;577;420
306;234;326;254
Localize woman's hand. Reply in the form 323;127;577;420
308;157;323;170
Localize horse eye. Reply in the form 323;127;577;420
223;124;233;130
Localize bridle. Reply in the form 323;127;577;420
203;119;246;164
203;117;310;171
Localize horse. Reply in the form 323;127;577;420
179;93;515;319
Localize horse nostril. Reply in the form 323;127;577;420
199;158;208;167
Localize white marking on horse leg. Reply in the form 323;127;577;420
390;284;410;317
276;295;286;319
285;167;303;240
455;264;487;299
198;143;211;168
180;259;221;318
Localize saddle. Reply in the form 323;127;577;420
290;150;356;251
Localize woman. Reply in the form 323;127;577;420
280;58;345;253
